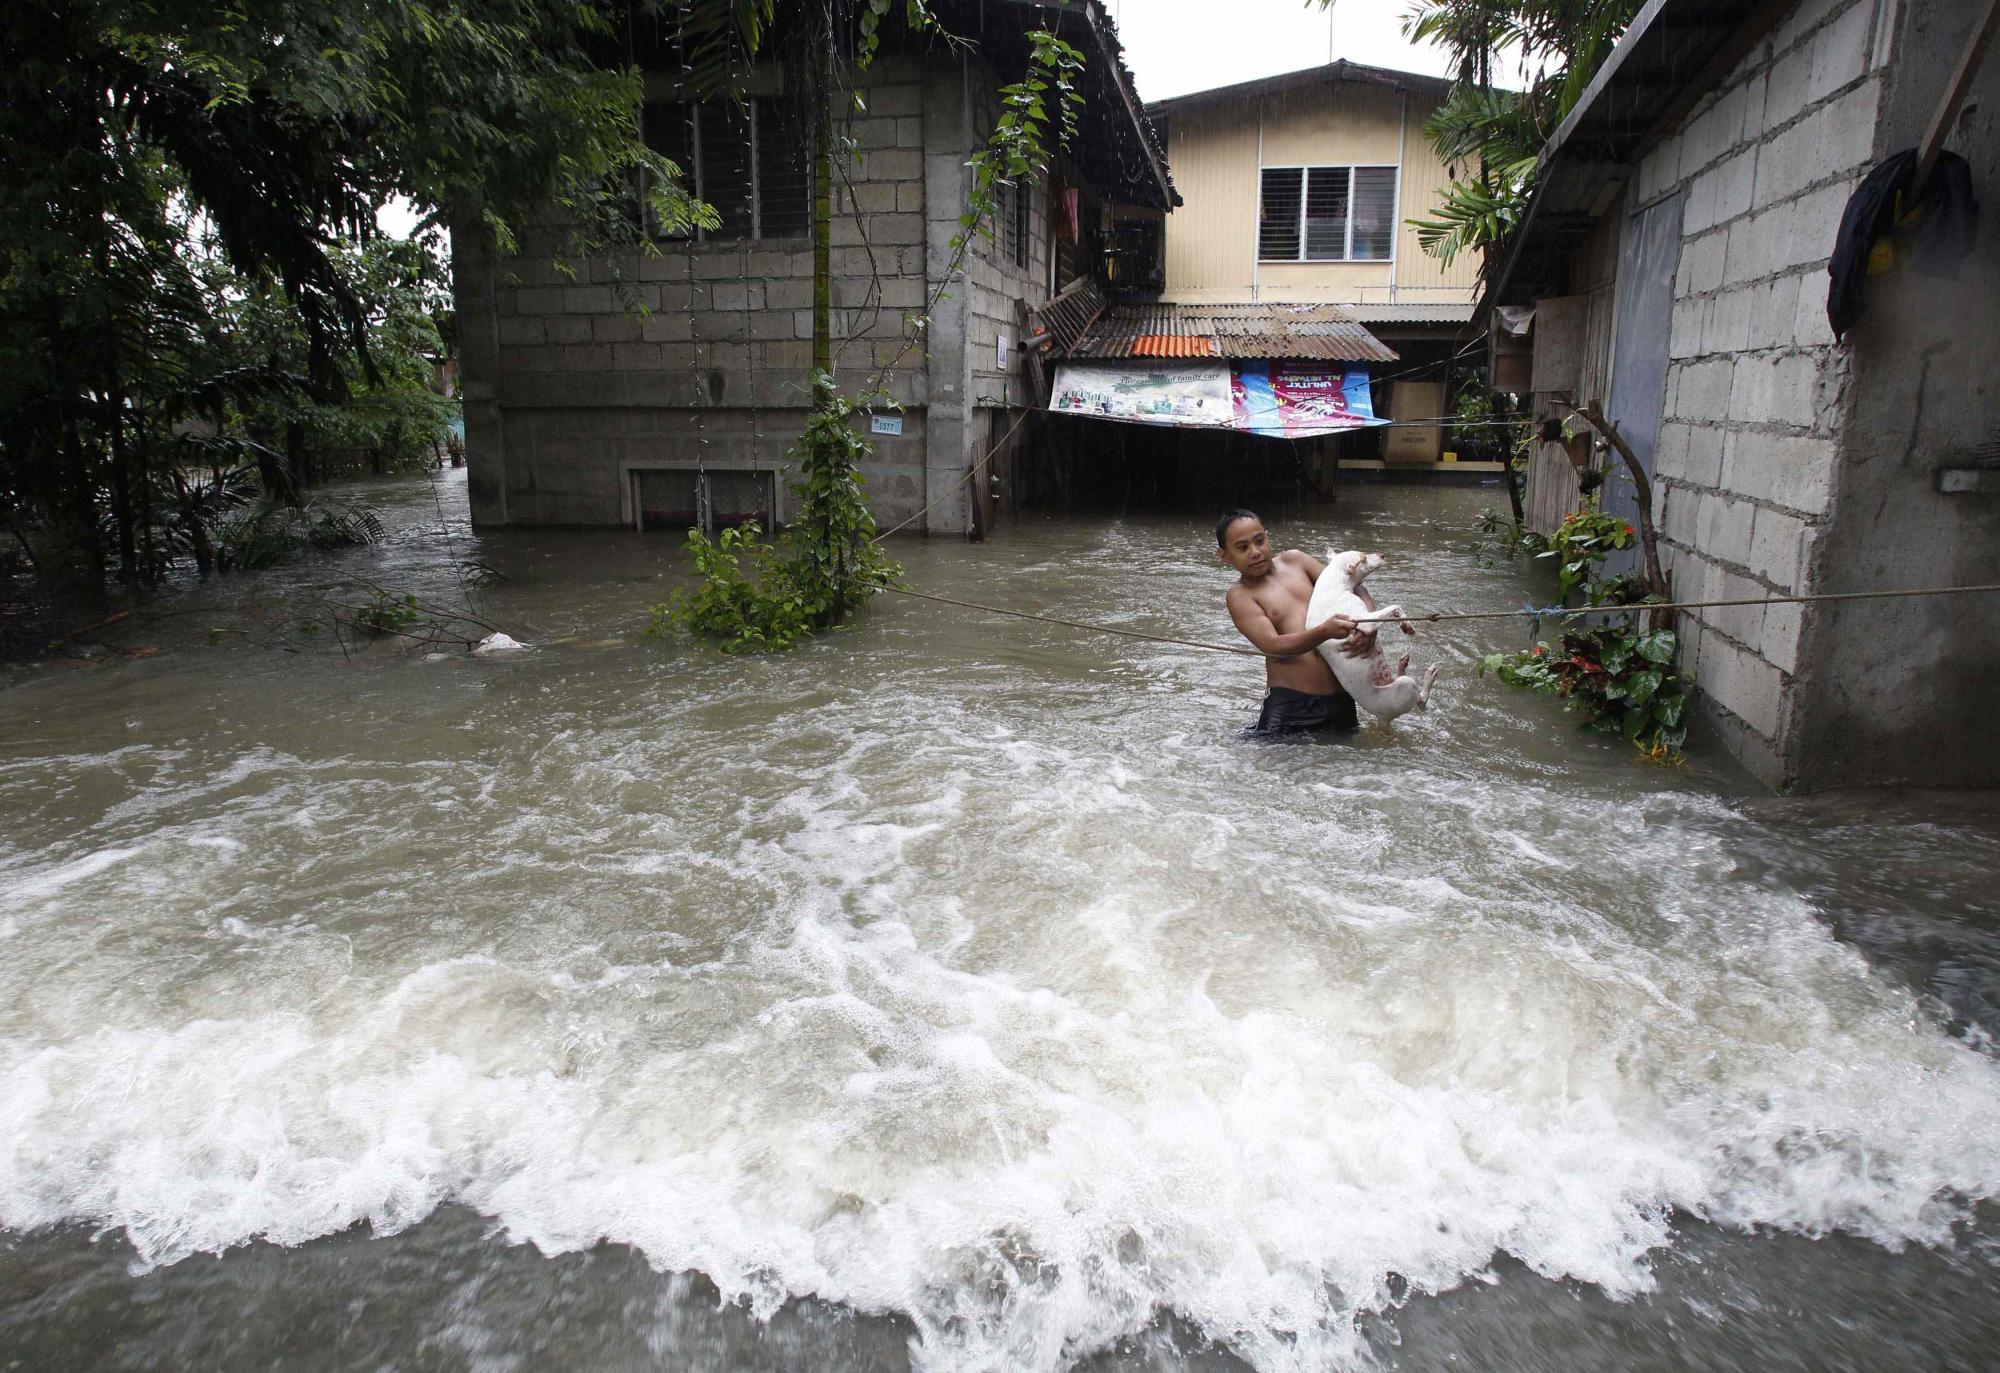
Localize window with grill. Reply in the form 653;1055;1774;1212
1258;165;1398;262
640;98;809;241
994;178;1031;270
1008;178;1031;268
635;469;776;533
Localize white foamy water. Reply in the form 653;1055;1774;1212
4;485;1999;1370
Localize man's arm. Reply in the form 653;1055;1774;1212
1227;586;1356;659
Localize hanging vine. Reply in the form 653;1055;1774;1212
654;3;1085;652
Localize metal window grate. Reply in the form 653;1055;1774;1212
1258;168;1303;260
635;469;774;533
636;469;701;531
704;469;775;530
1304;167;1350;261
639;98;803;242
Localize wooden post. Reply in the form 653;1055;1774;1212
1563;400;1671;631
1915;0;2000;193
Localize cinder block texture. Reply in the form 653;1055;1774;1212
453;57;997;532
1517;0;1908;777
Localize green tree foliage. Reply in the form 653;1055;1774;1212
1;0;706;582
1352;0;1644;264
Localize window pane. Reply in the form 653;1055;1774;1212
641;100;696;238
637;469;700;530
698;100;754;238
1258;168;1303;260
1351;166;1398;260
1304;166;1350;261
755;98;810;238
706;470;775;530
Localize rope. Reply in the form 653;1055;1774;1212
1353;582;2000;626
881;581;2000;660
872;403;1036;541
885;586;1264;656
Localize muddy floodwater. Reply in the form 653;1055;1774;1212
4;469;2000;1372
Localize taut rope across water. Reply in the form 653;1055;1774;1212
884;582;2000;659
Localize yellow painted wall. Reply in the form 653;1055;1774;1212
1161;78;1480;306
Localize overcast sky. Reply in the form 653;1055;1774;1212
1111;0;1456;103
377;3;1459;237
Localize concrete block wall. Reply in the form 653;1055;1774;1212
451;56;936;531
1790;0;2000;788
1630;0;1892;784
965;78;1053;415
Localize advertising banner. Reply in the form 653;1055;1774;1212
1050;363;1235;427
1050;362;1385;439
1233;363;1385;437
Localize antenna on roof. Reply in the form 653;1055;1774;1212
1327;1;1335;64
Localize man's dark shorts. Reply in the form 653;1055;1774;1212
1244;686;1359;738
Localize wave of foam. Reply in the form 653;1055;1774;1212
6;510;2000;1370
5;840;1999;1371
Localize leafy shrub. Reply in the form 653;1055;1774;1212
1482;625;1688;759
1540;508;1635;603
651;381;900;653
217;500;386;570
353;590;422;637
1482;508;1689;762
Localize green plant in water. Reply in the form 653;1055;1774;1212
650;381;900;654
1476;507;1549;559
1540;507;1636;604
1483;624;1688;760
353;590;423;637
1481;506;1689;761
657;8;1078;656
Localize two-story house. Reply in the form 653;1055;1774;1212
1150;60;1486;475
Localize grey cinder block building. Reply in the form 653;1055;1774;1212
450;2;1173;540
1489;0;2000;790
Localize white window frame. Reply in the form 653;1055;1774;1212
622;463;783;532
1257;163;1400;264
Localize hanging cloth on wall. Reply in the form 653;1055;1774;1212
1826;148;1978;340
1057;187;1081;244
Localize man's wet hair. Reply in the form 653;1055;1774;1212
1215;508;1262;547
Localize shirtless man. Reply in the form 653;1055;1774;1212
1216;508;1377;736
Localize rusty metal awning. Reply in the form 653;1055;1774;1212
1030;283;1399;364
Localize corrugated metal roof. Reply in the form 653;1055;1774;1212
1061;300;1399;363
1149;59;1455;116
1131;333;1216;357
1341;302;1479;324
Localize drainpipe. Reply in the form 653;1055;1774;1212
1253;99;1264;304
1391;88;1407;304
